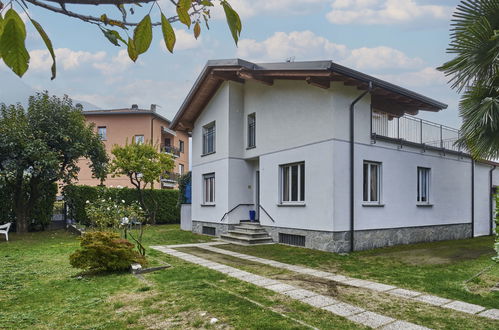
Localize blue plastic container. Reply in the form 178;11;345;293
249;210;256;222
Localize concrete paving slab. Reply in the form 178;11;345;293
413;295;452;306
322;302;365;317
364;283;397;292
238;274;265;283
443;301;486;314
343;279;375;288
264;283;296;293
478;309;499;320
323;274;350;282
347;311;395;328
381;320;430;330
283;289;318;300
300;295;340;308
388;288;422;298
252;278;280;287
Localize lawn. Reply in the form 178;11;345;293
0;225;364;329
218;236;499;309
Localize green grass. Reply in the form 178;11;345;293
218;236;499;309
0;225;364;329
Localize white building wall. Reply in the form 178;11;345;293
474;163;497;236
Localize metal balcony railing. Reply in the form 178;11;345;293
162;145;181;157
371;112;463;153
162;172;181;182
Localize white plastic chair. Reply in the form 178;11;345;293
0;222;12;241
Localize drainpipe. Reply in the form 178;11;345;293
349;82;373;252
471;159;475;238
490;166;496;235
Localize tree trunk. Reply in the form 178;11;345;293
14;204;29;234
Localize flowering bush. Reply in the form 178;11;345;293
85;197;145;230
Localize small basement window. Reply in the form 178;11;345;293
279;233;305;247
202;226;216;236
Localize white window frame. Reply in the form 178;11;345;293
202;122;216;155
417;167;431;204
279;162;305;204
247;113;256;148
134;135;144;144
179;140;185;153
179;164;184;175
97;126;107;140
203;173;215;205
363;161;382;204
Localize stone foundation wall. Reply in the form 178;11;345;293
192;221;471;253
192;221;234;236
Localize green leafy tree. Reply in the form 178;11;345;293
0;92;108;233
109;141;174;225
438;0;499;159
0;0;241;79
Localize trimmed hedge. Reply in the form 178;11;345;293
64;185;180;225
0;182;57;231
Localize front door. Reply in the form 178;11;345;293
255;170;260;221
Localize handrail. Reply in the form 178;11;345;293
258;204;275;223
219;203;254;222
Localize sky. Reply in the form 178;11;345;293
0;0;463;127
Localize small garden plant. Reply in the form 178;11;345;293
494;192;499;263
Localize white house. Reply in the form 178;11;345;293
172;59;498;252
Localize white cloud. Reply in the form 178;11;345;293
376;67;448;88
159;28;201;52
93;50;133;76
326;0;452;25
30;48;106;71
211;0;329;19
237;31;423;71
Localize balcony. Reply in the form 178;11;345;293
162;145;181;158
371;111;463;153
161;172;181;188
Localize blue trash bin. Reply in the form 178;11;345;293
249;210;256;222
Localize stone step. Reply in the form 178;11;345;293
227;230;270;238
232;226;269;234
220;234;274;245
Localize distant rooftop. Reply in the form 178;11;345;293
83;104;171;123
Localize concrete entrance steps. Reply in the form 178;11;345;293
220;222;274;245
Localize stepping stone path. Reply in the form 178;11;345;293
151;244;430;329
194;244;499;321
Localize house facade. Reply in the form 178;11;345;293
77;105;189;189
172;59;498;252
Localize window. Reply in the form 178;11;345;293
164;138;171;146
179;164;185;175
363;161;381;203
417;167;431;203
247;113;256;148
280;162;305;203
179;140;185;153
202;122;216;155
203;173;215;204
134;135;144;144
97;126;107;140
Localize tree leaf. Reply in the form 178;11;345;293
0;14;3;60
193;21;201;39
201;0;213;6
133;15;152;55
30;19;56;80
161;14;175;53
101;28;126;47
127;37;138;62
176;0;192;28
221;1;241;45
0;9;29;77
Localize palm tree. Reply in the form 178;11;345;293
438;0;499;159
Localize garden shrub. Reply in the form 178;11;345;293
69;231;146;272
0;182;57;231
64;185;179;225
177;171;191;206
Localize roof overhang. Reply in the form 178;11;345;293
171;59;448;131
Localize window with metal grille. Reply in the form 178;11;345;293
203;173;215;204
280;162;305;203
97;126;107;140
247;113;256;148
202;226;216;236
279;233;305;247
202;122;216;155
417;167;431;203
